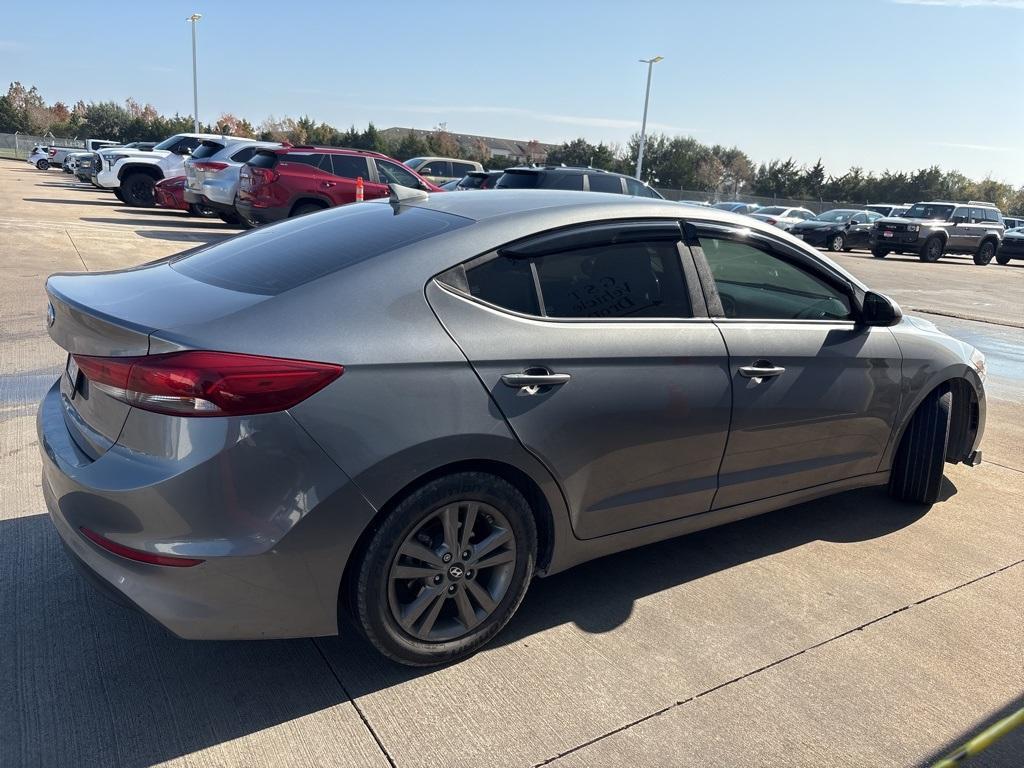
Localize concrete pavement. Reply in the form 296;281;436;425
1;161;1021;767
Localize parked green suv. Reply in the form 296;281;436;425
871;201;1004;265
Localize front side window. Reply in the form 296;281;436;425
376;159;422;187
952;206;969;221
461;233;691;320
699;236;851;321
851;213;868;224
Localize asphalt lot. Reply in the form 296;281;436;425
1;160;1021;768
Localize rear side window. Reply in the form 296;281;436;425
549;174;584;191
330;154;370;179
280;153;324;169
970;207;988;223
496;171;539;189
248;151;278;169
192;141;225;160
461;229;691;320
587;174;624;194
625;177;659;198
172;204;472;295
230;146;258;163
985;208;1001;223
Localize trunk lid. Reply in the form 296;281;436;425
46;262;267;459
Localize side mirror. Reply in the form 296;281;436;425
860;291;902;327
952;215;966;225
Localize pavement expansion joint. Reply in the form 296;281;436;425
531;558;1024;767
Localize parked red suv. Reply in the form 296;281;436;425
235;146;442;225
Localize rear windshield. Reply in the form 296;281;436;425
496;171;540;189
248;151;279;169
457;175;486;190
191;141;225;160
171;203;472;295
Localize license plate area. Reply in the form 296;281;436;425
883;231;894;238
65;354;81;398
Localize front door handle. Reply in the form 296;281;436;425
501;372;571;388
738;362;786;382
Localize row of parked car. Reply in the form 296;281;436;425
28;134;1023;266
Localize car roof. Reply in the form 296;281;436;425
503;165;625;177
269;145;390;159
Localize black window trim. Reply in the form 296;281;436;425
435;218;710;324
684;220;864;324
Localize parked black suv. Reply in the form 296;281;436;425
495;166;663;198
870;200;1005;265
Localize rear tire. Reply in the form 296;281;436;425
996;252;1011;265
217;210;244;227
349;472;536;666
889;388;952;505
872;246;890;259
36;159;49;170
291;202;327;218
120;173;156;207
973;239;996;266
188;203;218;218
113;188;126;203
919;236;945;263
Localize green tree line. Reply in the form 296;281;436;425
3;82;1021;212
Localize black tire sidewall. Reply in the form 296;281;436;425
122;173;156;207
829;234;844;252
872;247;889;259
996;253;1011;265
353;472;537;666
974;241;995;265
36;159;49;170
920;237;943;262
890;388;952;504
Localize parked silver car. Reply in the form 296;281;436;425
747;206;817;231
183;138;281;225
38;190;986;666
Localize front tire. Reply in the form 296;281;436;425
827;233;845;252
996;252;1011;265
919;236;945;263
113;188;126;203
889;388;952;505
120;173;156;207
973;239;996;266
350;472;537;666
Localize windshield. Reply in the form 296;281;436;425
904;203;954;220
814;210;856;222
152;135;185;151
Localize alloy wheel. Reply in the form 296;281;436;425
388;500;516;642
830;234;844;252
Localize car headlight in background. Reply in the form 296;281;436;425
970;348;987;381
906;224;920;232
105;154;129;168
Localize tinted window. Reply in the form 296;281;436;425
419;161;449;176
376;159;422;187
984;207;1001;223
249;151;278;169
452;162;476;176
536;241;690;319
466;256;539;315
587;174;624;194
153;135;185;151
549;173;585;191
230;146;258;163
851;213;868;224
175;137;202;154
330;154;370;179
192;141;226;160
457;175;486;190
699;236;851;321
970;207;988;223
280;153;324;169
172;205;471;295
496;171;540;189
952;206;969;220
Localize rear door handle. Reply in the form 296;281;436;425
501;372;571;388
738;362;786;381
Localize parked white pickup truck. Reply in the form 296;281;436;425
94;132;252;207
46;139;118;168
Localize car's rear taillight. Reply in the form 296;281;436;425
766;218;778;225
48;148;57;156
193;161;230;172
249;166;279;186
72;351;342;417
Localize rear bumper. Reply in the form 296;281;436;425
234;199;290;226
183;191;237;217
37;380;378;640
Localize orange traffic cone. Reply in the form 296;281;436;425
355;176;364;202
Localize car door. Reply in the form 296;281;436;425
689;224;902;509
326;154;370;203
427;221;732;539
373;158;428;193
848;212;871;247
949;206;972;249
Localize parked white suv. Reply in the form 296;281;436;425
184;138;281;225
95;133;253;207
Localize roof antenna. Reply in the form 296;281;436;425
389;183;429;209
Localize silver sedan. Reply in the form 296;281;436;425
38;189;986;665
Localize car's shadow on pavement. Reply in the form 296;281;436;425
80;215;232;229
2;480;948;767
21;197;122;206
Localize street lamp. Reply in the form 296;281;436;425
635;55;663;181
187;13;202;133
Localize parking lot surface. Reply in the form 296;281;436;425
2;161;1021;767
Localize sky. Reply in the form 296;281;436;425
2;0;1022;183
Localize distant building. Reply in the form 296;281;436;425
381;127;557;164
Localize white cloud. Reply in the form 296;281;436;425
893;0;1024;9
363;104;692;134
928;141;1015;151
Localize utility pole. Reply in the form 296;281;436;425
187;14;202;132
635;56;663;181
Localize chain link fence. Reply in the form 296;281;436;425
0;132;86;161
653;187;857;214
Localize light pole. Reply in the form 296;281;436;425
187;13;202;132
635;55;663;181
